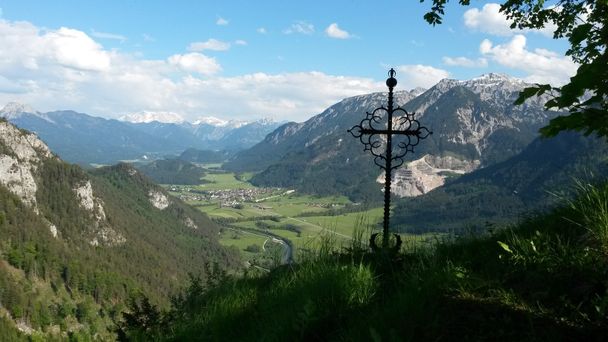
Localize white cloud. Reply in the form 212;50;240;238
142;33;155;42
464;3;555;37
216;17;228;25
479;35;577;84
174;72;381;121
0;19;382;123
395;65;450;88
235;40;247;46
464;3;512;36
325;23;351;39
167;53;221;75
91;29;127;43
257;27;267;34
188;38;231;51
442;56;488;68
45;27;112;71
284;21;314;35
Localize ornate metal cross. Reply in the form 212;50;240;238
348;68;432;251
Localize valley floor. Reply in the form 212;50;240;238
165;166;439;267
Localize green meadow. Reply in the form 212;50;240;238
166;170;386;260
166;169;444;262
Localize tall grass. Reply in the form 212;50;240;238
567;180;608;254
120;182;608;341
346;214;373;257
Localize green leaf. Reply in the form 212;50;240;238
515;86;542;105
530;240;537;253
497;241;513;254
569;23;592;47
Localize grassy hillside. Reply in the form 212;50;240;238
119;181;608;341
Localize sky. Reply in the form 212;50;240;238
0;0;577;123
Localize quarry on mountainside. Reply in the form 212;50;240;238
387;154;480;197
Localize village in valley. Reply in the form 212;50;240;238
167;185;284;208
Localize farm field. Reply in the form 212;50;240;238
165;167;436;262
197;172;256;190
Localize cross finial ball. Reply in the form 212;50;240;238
386;68;397;88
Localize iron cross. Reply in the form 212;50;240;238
348;68;432;251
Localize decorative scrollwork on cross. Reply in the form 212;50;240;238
348;68;432;252
348;107;431;171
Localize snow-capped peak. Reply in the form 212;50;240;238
0;102;38;119
465;73;524;87
193;116;229;126
470;73;513;82
193;116;250;128
429;73;527;96
255;117;276;125
409;87;427;97
119;111;185;124
226;120;249;128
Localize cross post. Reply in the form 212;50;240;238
348;69;432;251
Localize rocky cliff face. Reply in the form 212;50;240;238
0;119;125;246
0;120;52;212
148;189;170;210
73;180;126;246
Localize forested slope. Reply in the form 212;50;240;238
0;119;239;339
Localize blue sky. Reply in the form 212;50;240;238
0;1;576;122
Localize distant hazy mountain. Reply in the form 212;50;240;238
179;148;230;163
225;73;565;202
0;103;282;165
0;119;238;337
2;106;173;164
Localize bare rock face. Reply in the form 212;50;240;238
48;223;59;238
0;155;39;209
89;226;127;247
149;189;170;210
0;121;70;240
0;120;127;246
0;121;53;212
385;154;480;197
73;180;126;246
184;217;198;230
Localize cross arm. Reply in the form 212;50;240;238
359;128;424;136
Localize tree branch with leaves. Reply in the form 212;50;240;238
421;0;608;137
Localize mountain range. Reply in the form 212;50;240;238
0;102;282;165
222;72;607;232
224;73;566;202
